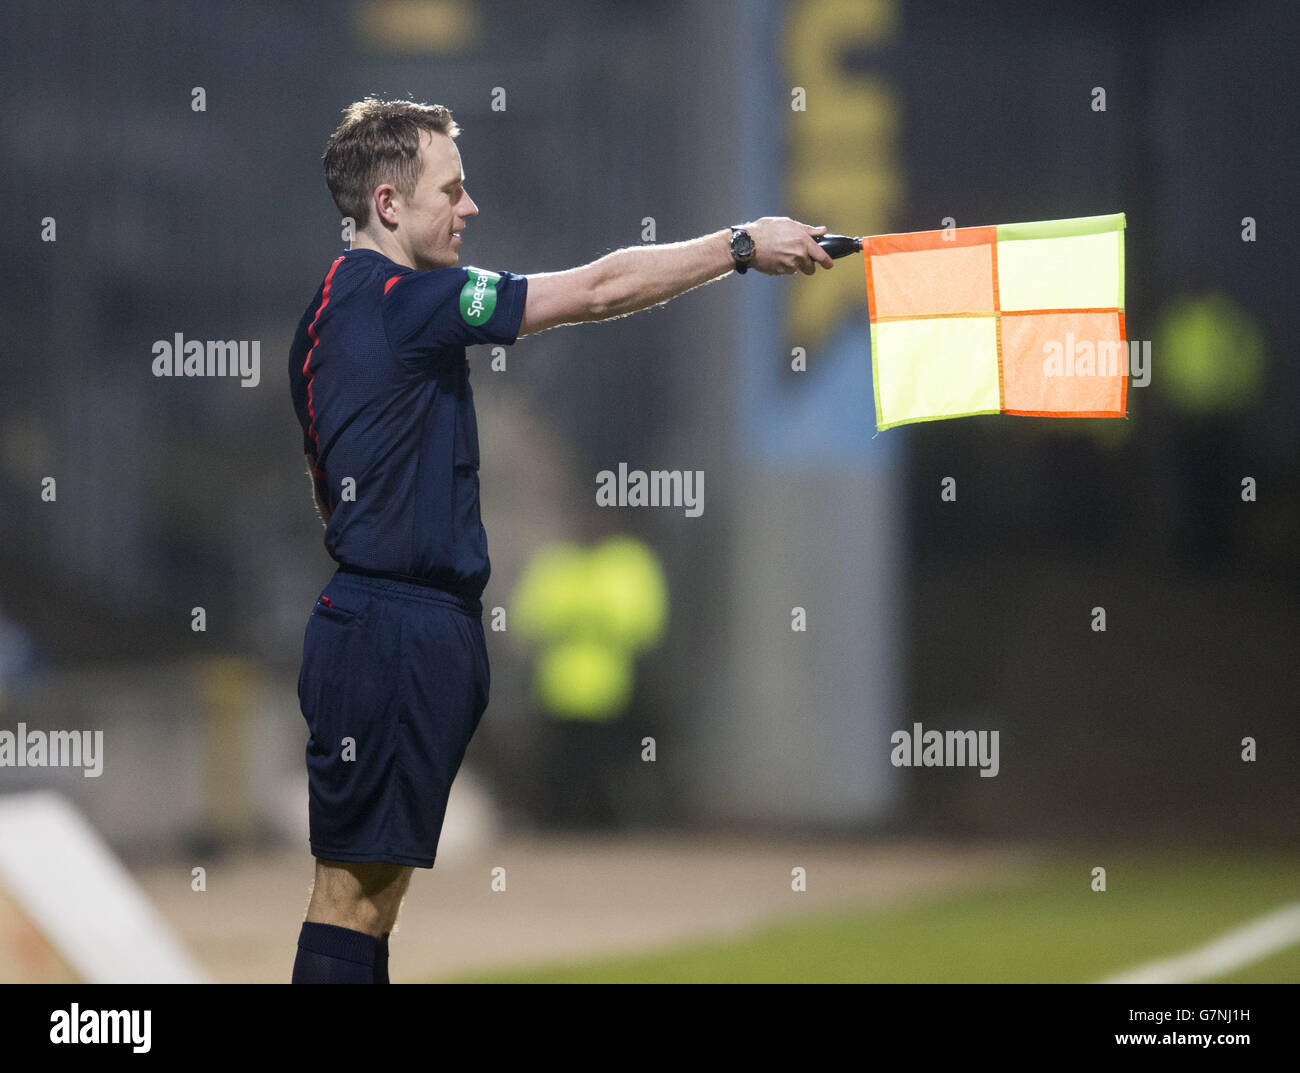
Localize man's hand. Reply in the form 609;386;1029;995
743;217;835;276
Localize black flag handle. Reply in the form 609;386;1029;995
816;233;863;259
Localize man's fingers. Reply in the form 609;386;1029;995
752;221;837;273
807;236;835;268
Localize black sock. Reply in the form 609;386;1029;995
292;922;376;984
373;932;390;984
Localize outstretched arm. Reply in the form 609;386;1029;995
518;217;833;336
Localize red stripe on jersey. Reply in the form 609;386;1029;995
384;275;403;294
302;256;345;458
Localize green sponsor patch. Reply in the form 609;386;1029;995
459;267;501;325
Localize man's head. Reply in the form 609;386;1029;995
323;97;478;270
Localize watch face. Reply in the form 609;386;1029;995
733;232;755;258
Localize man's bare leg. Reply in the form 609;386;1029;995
306;859;414;936
292;859;414;983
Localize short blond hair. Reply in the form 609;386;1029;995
322;97;460;228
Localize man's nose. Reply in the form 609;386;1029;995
462;193;480;218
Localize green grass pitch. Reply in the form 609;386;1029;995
442;854;1300;984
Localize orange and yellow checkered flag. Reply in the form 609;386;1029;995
866;213;1127;430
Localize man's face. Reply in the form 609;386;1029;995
398;131;478;270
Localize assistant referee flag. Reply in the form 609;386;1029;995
866;213;1127;430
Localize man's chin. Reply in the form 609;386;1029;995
414;251;459;271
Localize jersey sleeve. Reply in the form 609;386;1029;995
383;265;528;356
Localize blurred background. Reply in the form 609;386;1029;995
0;0;1296;983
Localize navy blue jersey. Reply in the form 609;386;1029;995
288;249;527;600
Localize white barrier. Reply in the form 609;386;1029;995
0;791;208;983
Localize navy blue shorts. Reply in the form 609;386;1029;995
296;569;489;868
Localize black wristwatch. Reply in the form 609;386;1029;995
730;226;756;274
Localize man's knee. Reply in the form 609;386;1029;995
307;859;413;935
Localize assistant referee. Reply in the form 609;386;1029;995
287;97;834;983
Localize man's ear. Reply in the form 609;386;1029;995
372;184;399;228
